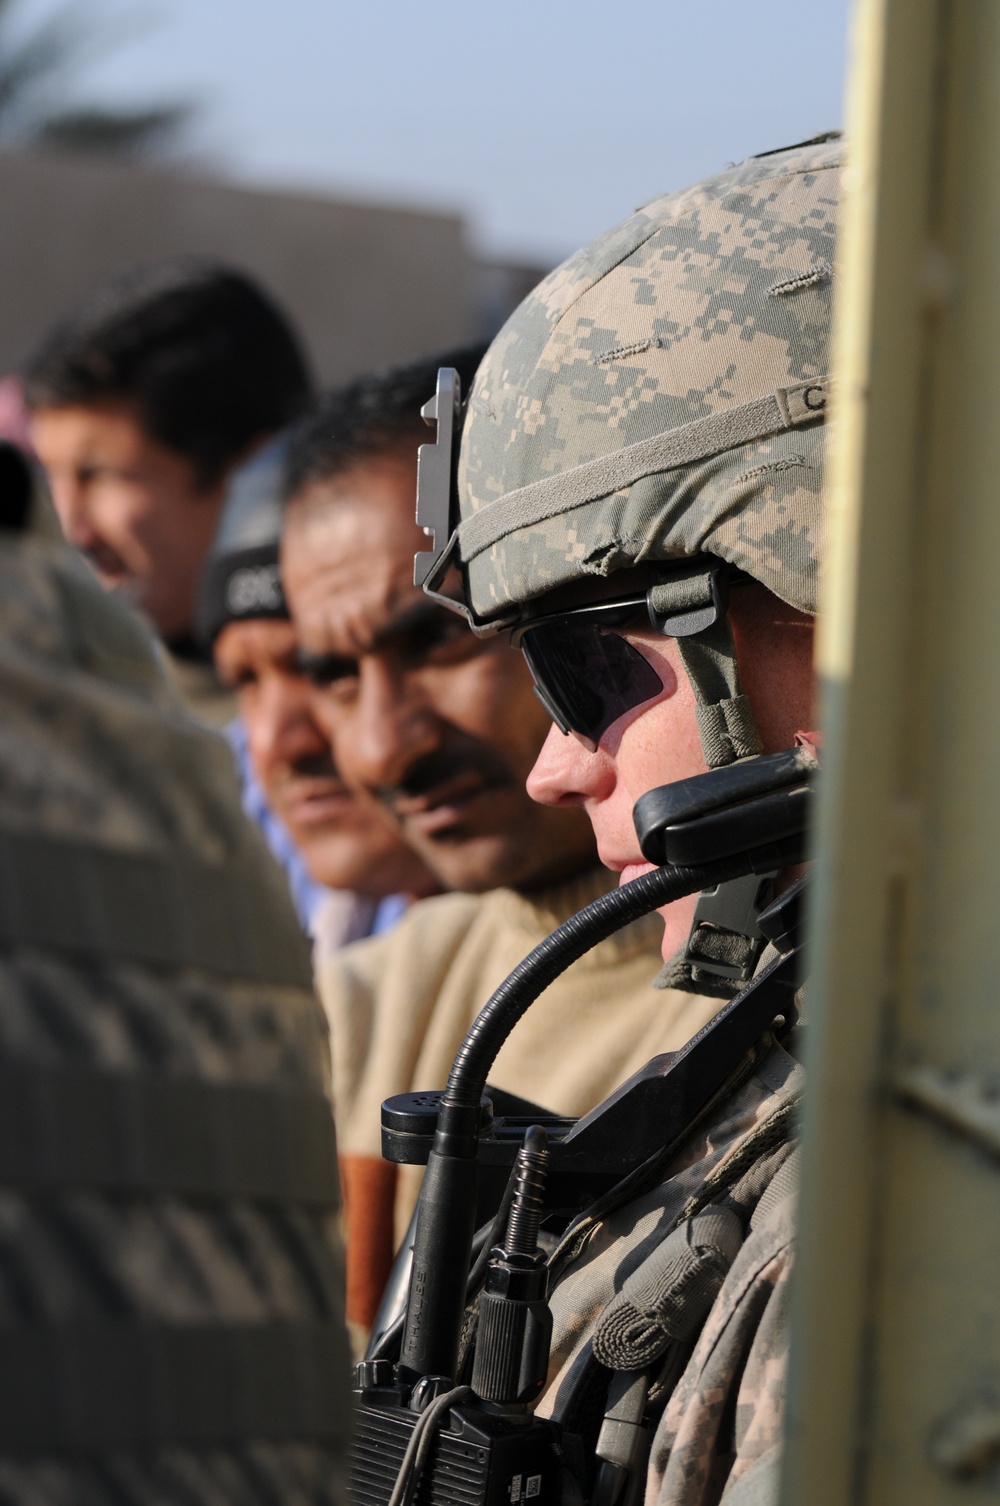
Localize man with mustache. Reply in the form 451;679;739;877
281;351;723;1338
199;437;437;949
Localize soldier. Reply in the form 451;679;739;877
407;136;840;1504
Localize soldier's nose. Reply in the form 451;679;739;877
527;722;613;806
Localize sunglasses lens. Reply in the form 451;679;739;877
520;621;664;745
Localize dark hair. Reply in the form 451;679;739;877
23;259;313;486
283;344;487;502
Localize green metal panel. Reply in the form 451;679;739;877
784;2;1000;1502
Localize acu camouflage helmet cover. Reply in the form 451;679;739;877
453;137;840;626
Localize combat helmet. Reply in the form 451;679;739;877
416;135;840;771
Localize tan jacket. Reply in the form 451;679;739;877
315;867;722;1332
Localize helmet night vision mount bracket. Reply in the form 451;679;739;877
414;365;467;614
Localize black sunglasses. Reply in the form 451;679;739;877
511;563;736;751
512;597;665;753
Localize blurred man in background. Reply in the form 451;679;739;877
0;436;350;1501
24;257;311;722
281;351;721;1336
199;435;437;951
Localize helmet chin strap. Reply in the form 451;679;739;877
645;568;763;770
662;606;773;994
674;614;764;769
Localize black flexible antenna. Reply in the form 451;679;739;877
398;834;800;1380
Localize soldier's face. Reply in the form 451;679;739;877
527;585;816;959
281;452;597;894
214;616;434;898
30;400;226;642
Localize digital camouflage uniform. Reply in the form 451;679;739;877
537;1043;801;1506
446;138;840;1506
0;519;349;1503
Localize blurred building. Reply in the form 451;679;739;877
0;150;547;385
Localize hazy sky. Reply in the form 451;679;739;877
15;0;853;262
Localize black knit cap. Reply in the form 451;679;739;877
197;436;288;647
